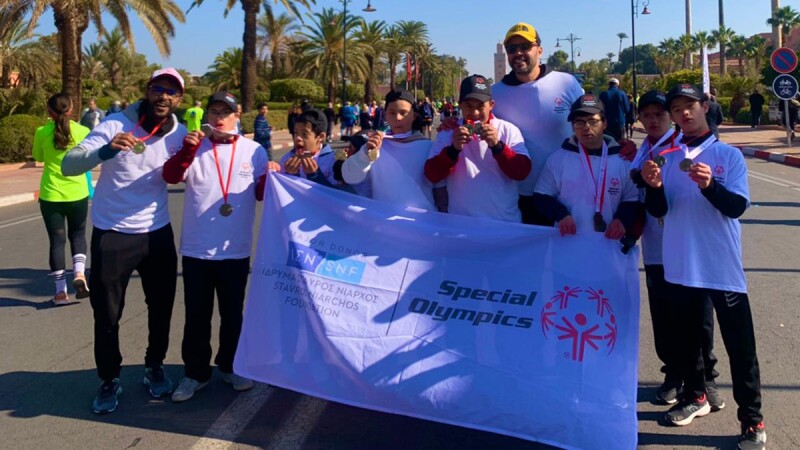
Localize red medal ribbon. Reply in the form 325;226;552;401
131;115;167;144
212;139;237;206
580;143;608;215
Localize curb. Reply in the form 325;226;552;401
738;146;800;168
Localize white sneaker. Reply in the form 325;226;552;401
221;372;254;391
171;377;208;402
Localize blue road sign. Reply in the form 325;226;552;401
771;47;798;74
773;74;799;100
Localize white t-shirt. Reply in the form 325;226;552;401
429;117;530;222
659;140;750;293
535;139;638;233
279;145;337;185
179;137;268;260
77;113;185;233
492;69;584;195
341;135;434;210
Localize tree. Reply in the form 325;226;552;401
711;26;735;76
727;35;748;77
605;52;616;73
205;48;244;91
257;4;299;80
615;44;659;75
98;27;129;90
677;34;697;69
383;25;405;90
616;32;628;62
188;0;314;112
656;38;681;75
692;31;716;55
354;19;386;103
397;20;429;92
746;34;768;77
767;5;800;46
547;50;570;72
23;0;184;118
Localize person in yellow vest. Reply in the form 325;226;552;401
183;100;204;132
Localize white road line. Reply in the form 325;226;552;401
190;383;274;450
0;214;41;230
749;170;800;187
749;173;791;187
266;395;328;450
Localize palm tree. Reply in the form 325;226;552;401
746;34;768;76
0;3;34;88
657;38;681;74
767;5;800;47
82;43;105;82
188;0;314;112
257;4;299;80
383;25;405;90
206;48;244;91
97;27;129;90
397;20;429;93
23;0;184;117
617;32;629;62
711;26;735;76
677;34;697;69
605;52;616;73
354;19;387;103
727;35;749;77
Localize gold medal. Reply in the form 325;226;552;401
679;158;693;172
132;141;146;154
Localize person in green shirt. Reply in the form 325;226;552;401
183;101;204;132
32;93;92;305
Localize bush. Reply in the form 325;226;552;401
184;85;212;104
657;69;721;93
270;79;324;103
735;106;768;125
239;110;289;134
716;96;732;118
0;114;48;163
254;91;271;107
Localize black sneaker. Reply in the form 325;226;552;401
92;379;122;414
143;366;174;398
738;422;766;450
706;381;726;412
654;381;682;405
665;394;711;426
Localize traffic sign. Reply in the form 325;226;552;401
773;74;799;100
771;47;798;74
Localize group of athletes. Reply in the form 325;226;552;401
32;19;765;450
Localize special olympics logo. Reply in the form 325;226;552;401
714;165;725;176
540;286;617;362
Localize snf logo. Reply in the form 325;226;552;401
540;286;618;362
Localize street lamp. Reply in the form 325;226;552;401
556;33;582;73
340;0;376;108
630;0;651;101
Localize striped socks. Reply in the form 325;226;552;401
73;254;86;275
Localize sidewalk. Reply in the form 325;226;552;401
0;125;342;208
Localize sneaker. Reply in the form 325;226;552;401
171;377;208;402
738;422;767;450
92;379;122;414
665;394;711;426
706;382;726;412
654;381;682;405
73;273;90;299
221;372;254;391
143;366;174;398
52;291;71;306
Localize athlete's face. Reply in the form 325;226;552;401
293;122;325;155
460;98;494;123
505;36;542;78
206;101;239;135
386;99;415;134
146;77;183;118
572;113;607;149
639;104;672;139
669;97;709;136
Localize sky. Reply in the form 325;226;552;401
31;0;800;79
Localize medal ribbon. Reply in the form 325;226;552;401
632;129;676;168
131;115;167;144
212;139;237;206
682;134;717;161
382;130;415;140
578;141;609;215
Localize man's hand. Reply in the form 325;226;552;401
283;156;302;175
558;215;577;236
267;161;281;172
437;117;459;132
618;139;637;162
688;162;713;189
110;132;139;152
604;219;626;240
300;155;319;174
479;123;499;147
453;126;471;151
641;160;663;188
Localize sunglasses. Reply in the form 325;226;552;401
505;42;536;54
148;85;181;98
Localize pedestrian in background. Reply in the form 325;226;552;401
599;78;629;142
324;102;336;142
748;91;765;128
625;94;636;139
80;98;106;130
32;92;92;305
183;100;204;132
253;102;273;161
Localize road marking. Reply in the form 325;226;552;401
749;172;791;187
266;395;328;450
0;213;41;229
749;170;800;187
190;383;274;450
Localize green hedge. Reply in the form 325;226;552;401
0;114;48;163
716;96;732;118
735;106;768;125
240;110;288;135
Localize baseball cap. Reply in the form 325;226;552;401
349;133;369;151
568;94;605;121
296;108;328;134
149;67;185;92
459;74;492;103
666;83;703;108
385;88;416;105
207;91;239;112
638;90;667;110
504;22;539;45
609;78;620;85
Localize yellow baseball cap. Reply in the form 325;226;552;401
504;22;539;45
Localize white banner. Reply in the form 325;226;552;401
235;173;640;450
702;46;711;95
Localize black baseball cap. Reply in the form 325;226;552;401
568;94;604;121
638;90;667;110
666;83;703;109
296;108;328;134
459;74;492;103
385;89;415;105
207;91;238;112
349;133;369;151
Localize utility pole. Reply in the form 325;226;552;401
685;0;693;68
772;0;782;48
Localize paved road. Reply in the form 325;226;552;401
1;134;799;449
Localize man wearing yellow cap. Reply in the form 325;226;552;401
492;22;585;226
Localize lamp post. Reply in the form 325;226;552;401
340;0;376;107
555;33;582;73
630;0;651;101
